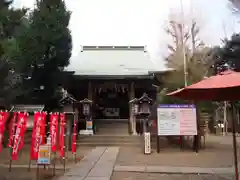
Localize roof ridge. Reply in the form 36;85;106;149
81;45;147;51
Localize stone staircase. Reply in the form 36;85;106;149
78;119;144;147
77;120;185;148
77;134;143;147
94;119;129;135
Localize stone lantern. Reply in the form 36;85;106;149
137;93;152;133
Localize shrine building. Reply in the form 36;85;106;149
64;46;170;135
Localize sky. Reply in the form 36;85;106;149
12;0;240;64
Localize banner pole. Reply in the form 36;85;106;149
9;158;12;172
9;133;13;172
63;156;66;172
74;152;77;163
64;130;66;172
53;152;56;176
9;112;18;172
36;164;40;180
28;159;31;172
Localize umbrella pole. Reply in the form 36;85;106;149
231;102;239;180
224;101;227;136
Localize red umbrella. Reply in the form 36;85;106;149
167;70;240;101
167;70;240;180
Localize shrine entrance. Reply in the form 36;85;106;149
94;83;129;120
92;82;130;134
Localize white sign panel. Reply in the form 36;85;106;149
38;145;51;165
157;104;197;136
144;132;151;154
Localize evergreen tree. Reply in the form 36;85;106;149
217;34;240;72
0;0;27;106
16;0;72;109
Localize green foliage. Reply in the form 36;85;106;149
216;34;240;72
13;0;72;108
0;0;28;105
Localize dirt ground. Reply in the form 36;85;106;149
110;172;234;180
116;134;239;168
0;146;93;180
0;145;93;166
0;167;64;180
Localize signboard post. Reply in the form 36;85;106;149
36;145;51;180
37;145;51;165
144;132;151;154
157;104;197;151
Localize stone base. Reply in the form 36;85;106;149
79;130;94;135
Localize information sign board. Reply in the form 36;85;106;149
157;104;197;136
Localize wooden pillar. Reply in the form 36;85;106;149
88;81;92;100
129;82;137;135
88;81;94;132
88;81;92;130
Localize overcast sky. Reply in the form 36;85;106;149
12;0;240;63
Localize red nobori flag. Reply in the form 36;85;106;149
72;119;77;153
12;112;28;160
0;111;9;151
30;112;45;160
40;112;46;145
8;112;17;148
50;113;59;152
19;113;28;152
59;113;65;158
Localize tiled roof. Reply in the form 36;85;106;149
10;104;45;112
66;46;169;76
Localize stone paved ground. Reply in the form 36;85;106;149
110;172;234;180
116;134;239;168
58;147;119;180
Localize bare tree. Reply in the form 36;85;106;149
190;19;205;53
163;13;213;87
165;19;189;69
165;16;205;67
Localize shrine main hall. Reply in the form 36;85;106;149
64;46;170;135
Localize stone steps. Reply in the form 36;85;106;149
95;121;129;135
78;142;143;147
77;135;143;147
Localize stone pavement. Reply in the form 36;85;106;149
114;165;236;174
57;146;119;180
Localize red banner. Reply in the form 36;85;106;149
12;112;28;160
8;112;17;148
30;112;45;160
40;112;46;145
59;113;65;158
19;113;28;151
72;119;77;153
0;111;9;151
50;113;59;152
